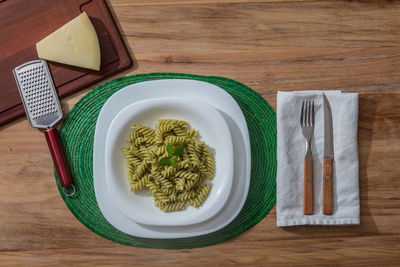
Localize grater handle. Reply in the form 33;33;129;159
44;128;75;196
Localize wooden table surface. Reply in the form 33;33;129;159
1;0;400;265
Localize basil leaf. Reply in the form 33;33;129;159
166;143;175;156
170;157;177;168
159;157;171;166
175;142;186;157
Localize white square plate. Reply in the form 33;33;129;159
94;79;251;238
105;97;233;226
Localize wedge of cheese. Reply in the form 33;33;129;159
36;12;101;71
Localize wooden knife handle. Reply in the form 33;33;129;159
323;158;333;215
304;158;313;215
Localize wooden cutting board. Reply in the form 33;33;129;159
0;0;132;127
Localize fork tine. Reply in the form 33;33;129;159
306;101;310;127
312;101;315;126
308;101;312;127
300;101;304;126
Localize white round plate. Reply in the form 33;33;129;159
105;97;233;226
94;79;251;239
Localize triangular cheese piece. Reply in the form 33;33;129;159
36;12;101;70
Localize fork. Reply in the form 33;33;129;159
300;101;315;215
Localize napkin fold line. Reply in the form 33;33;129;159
277;217;360;227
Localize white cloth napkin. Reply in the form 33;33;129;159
276;91;360;226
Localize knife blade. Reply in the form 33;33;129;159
323;93;334;215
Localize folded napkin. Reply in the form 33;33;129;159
276;91;359;226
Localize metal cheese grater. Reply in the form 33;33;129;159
13;60;75;196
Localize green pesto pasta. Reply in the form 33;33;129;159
121;119;215;212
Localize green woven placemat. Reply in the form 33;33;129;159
55;73;276;249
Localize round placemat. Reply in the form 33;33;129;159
55;73;276;249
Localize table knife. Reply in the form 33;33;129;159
323;93;334;215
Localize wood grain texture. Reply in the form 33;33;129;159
1;0;400;265
323;157;333;215
304;158;314;215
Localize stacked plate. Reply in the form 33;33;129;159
93;79;251;238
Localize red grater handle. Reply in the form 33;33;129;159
44;128;75;196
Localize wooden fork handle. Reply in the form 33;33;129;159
323;158;333;215
304;158;313;215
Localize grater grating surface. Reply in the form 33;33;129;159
13;60;63;129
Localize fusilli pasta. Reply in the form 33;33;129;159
121;119;215;212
